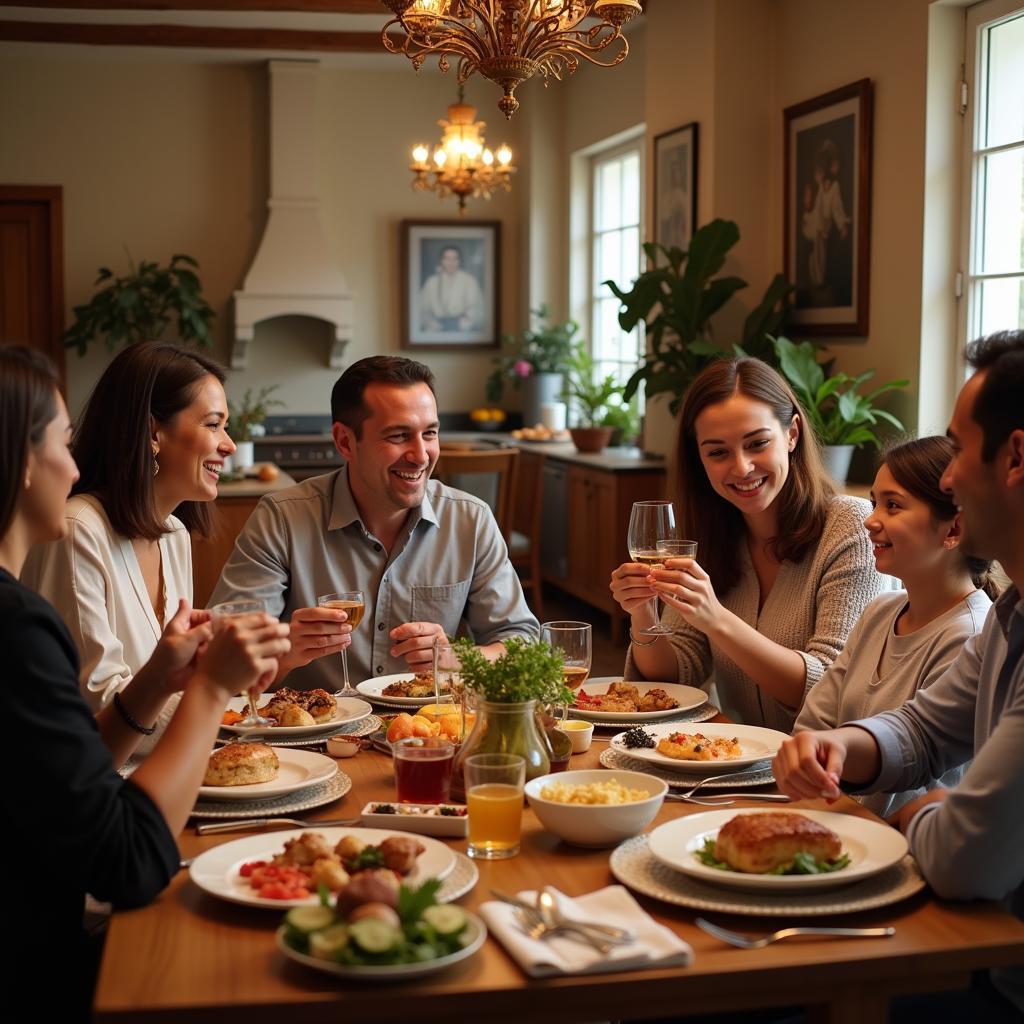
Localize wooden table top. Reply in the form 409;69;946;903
94;740;1024;1024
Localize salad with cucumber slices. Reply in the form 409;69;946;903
282;878;472;966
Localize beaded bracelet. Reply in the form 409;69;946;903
628;628;661;647
114;692;157;736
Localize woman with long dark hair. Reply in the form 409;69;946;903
23;341;234;763
610;357;887;730
795;435;996;815
0;344;288;1016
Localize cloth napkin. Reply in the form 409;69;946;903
479;885;693;978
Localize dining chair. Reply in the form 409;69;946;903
433;447;520;544
508;449;545;622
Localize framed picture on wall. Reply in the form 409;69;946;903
784;78;873;336
653;122;698;255
401;220;500;349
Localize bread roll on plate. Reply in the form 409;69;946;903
203;742;280;787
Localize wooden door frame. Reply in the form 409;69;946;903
0;184;65;386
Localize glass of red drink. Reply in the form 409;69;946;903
392;737;455;803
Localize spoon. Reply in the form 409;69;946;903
536;891;618;953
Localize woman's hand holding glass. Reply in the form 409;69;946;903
609;561;661;621
650;554;721;634
195;611;290;705
149;600;214;697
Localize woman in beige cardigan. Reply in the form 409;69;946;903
22;342;235;764
610;358;887;731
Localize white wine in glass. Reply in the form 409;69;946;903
627;501;678;637
317;590;365;698
210;600;272;728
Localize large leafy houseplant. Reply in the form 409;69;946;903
63;253;215;355
773;336;907;448
485;305;579;403
605;219;792;415
561;346;623;428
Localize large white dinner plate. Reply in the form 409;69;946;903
570;677;708;723
221;696;373;738
189;827;458;909
609;722;787;774
356;675;448;706
275;910;486;981
197;748;338;802
647;809;909;893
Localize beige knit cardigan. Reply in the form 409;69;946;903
624;495;890;733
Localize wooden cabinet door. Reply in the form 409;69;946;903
191;497;260;608
566;466;593;596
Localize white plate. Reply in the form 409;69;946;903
610;835;926;917
356;675;449;706
570;678;708;723
189;827;458;910
192;772;352;819
609;722;788;774
648;809;909;892
221;696;373;738
197;748;339;802
275;911;486;980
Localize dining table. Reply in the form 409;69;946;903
93;726;1024;1024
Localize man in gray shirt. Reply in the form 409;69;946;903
210;356;538;690
774;329;1024;1017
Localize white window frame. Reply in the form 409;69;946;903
957;0;1024;369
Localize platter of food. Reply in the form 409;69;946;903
356;674;450;706
647;810;909;892
609;722;788;774
192;771;352;819
197;745;338;801
190;827;458;909
221;691;372;738
569;678;708;723
599;747;776;789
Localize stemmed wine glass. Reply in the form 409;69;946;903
210;600;273;728
539;621;592;769
434;637;468;743
317;590;365;698
627;500;679;637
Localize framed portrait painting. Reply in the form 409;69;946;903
653;122;698;255
784;78;873;335
401;220;500;349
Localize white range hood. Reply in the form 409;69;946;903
233;60;353;369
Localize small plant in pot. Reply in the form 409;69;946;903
228;384;285;470
562;346;623;454
773;336;908;483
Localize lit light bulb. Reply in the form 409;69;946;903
434;149;447;167
482;148;494;166
412;144;429;164
496;145;513;166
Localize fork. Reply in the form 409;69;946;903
695;917;895;949
514;907;613;955
665;792;791;807
195;816;360;835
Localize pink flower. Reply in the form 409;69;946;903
513;360;532;378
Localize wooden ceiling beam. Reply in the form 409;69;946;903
0;19;398;50
0;1;384;11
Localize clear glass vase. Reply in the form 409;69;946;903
451;698;550;800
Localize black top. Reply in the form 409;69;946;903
0;569;178;1010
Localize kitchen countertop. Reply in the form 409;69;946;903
215;465;296;498
442;431;665;471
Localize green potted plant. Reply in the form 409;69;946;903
450;637;573;789
600;395;641;448
604;219;792;453
228;384;285;470
485;305;579;428
561;346;623;453
773;336;908;483
63;253;215;355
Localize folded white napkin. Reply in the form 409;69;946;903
479;885;693;978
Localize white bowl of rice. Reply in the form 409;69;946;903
525;769;667;848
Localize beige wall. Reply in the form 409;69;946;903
0;54;524;417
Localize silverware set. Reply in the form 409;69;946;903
491;889;635;954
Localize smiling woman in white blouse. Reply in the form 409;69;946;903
22;341;236;765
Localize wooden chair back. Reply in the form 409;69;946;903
433;447;520;541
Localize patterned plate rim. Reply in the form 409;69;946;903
577;704;722;730
216;715;382;748
609;835;926;917
190;771;352;819
599;746;775;789
438;851;478;904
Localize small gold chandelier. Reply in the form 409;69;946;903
410;87;515;213
381;0;642;119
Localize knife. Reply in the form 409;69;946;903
195;816;361;836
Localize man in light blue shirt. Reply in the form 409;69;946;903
774;329;1024;1017
211;356;538;690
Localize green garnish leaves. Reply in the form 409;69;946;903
452;637;573;705
694;837;851;875
398;878;443;925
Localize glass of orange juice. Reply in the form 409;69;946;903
464;753;526;860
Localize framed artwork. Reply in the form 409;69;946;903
401;220;500;349
653;122;698;255
784;78;873;336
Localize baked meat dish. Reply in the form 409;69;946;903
203;741;280;787
575;680;680;714
259;687;337;724
381;674;450;699
714;812;842;874
656;731;741;761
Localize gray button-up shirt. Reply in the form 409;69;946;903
849;585;1024;1012
209;467;538;690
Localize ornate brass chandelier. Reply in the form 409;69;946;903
410;87;515;213
381;0;642;119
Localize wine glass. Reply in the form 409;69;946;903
540;621;591;769
317;590;365;698
627;500;678;637
434;637;468;743
210;600;272;728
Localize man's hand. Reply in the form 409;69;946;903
274;606;352;682
889;789;949;833
773;729;848;802
390;621;446;671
